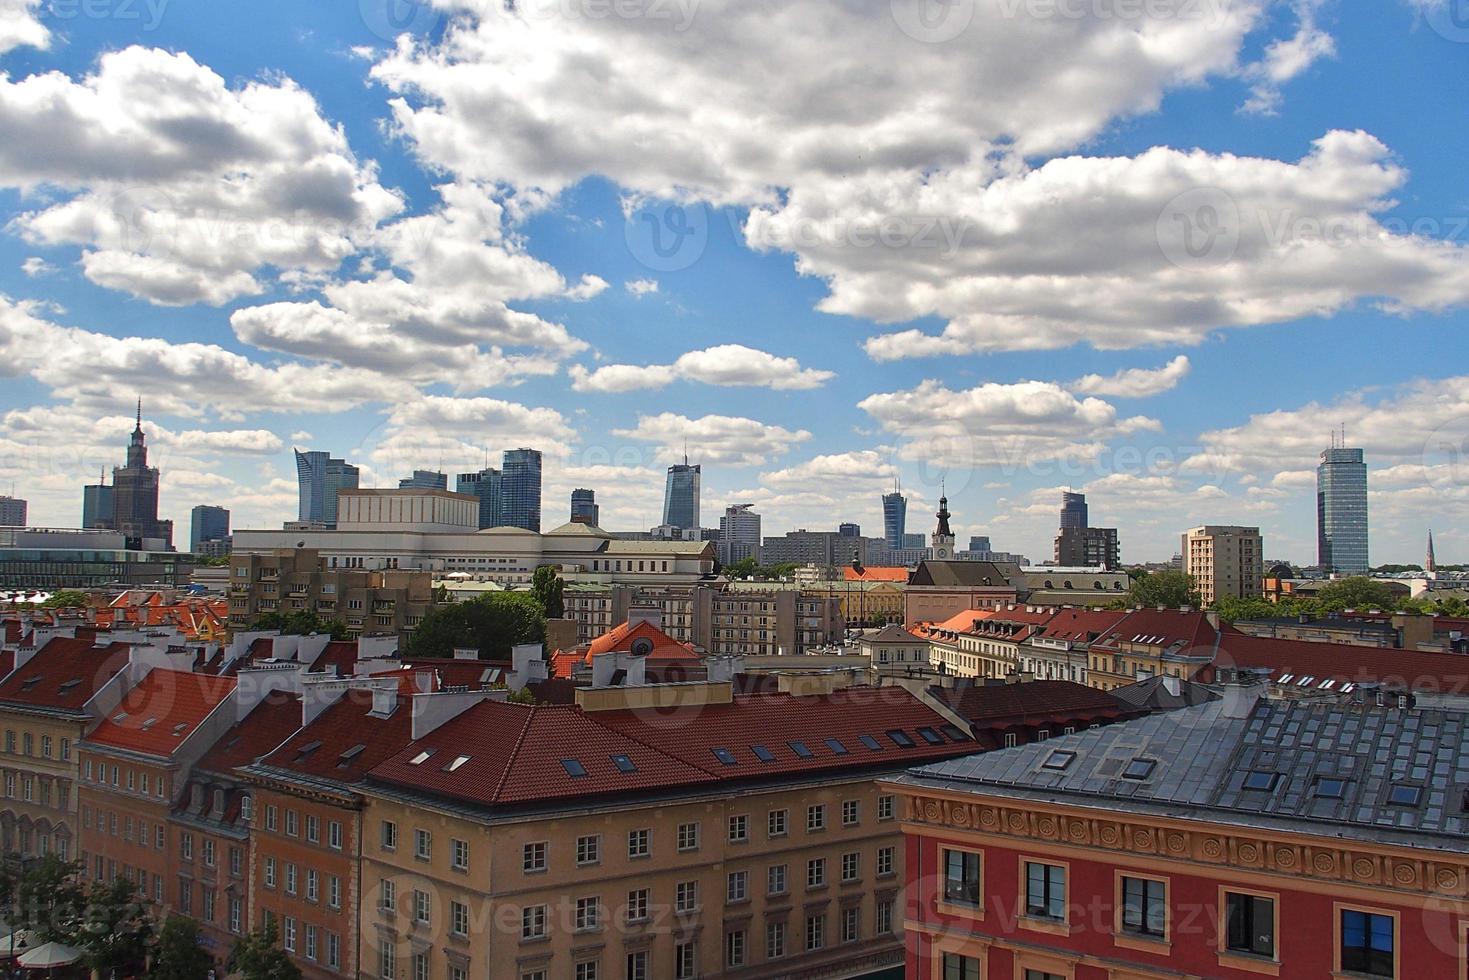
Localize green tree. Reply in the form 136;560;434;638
405;591;547;660
16;853;84;941
531;565;566;619
229;921;302;980
74;877;153;977
1315;576;1403;611
153;915;214;980
1126;570;1201;609
39;589;90;609
723;557;759;579
251;610;350;639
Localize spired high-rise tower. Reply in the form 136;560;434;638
1317;437;1368;575
105;400;173;548
662;454;701;530
882;481;907;550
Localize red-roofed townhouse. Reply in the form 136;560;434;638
555;617;703;681
240;677;493;979
356;681;982;980
925;605;1059;680
928;679;1148;749
1017;607;1130;684
0;632;132;862
76;666;238;931
171;663;306;960
1086;607;1220;691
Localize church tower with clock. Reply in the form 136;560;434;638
931;491;955;560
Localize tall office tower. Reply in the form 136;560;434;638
398;470;448;490
1060;491;1088;530
838;523;861;537
501;448;543;532
190;505;231;553
719;504;762;565
968;535;991;553
882;484;907;549
0;496;25;527
662;456;701;530
82;469;113;529
106;401;173;547
1181;525;1263;607
1317;443;1368;575
570;489;600;526
456;468;502;529
1053;527;1121;570
294;449;360;527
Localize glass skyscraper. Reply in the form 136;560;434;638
456;468;502;529
1317;446;1368;574
294;449;360;526
570;488;599;526
881;489;907;549
662;459;701;530
190;504;230;552
1060;491;1088;530
501;449;543;532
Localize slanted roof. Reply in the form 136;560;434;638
587;620;697;660
0;637;130;713
1092;607;1218;655
910;560;1022;588
861;624;926;645
1111;674;1220;710
1202;628;1469;695
844;566;909;583
900;697;1469;852
86;669;236;757
1033;608;1129;643
194;693;303;776
257;688;414;785
931;680;1133;724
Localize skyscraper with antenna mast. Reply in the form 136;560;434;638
881;477;907;550
662;450;701;530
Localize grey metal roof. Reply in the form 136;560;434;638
898;694;1469;853
1111;675;1220;710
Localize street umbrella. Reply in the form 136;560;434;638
16;940;82;970
0;930;36;958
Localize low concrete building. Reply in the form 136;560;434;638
227;548;433;636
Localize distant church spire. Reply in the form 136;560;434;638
1427;529;1437;575
135;397;143;431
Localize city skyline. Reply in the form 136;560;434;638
0;4;1465;564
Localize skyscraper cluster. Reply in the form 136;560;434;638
455;448;544;532
294;449;360;528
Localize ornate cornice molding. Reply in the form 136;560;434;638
900;789;1469;902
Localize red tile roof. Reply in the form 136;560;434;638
257;688;414;785
930;680;1134;724
386;658;512;690
369;686;976;807
0;637;130;712
1092;608;1218;654
843;566;909;582
1202;628;1469;695
552;620;701;679
195;694;303;776
86;669;236;757
309;641;359;675
1033;608;1129;643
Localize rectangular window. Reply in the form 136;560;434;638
1341;909;1394;977
807;857;826;888
1026;862;1066;920
943;850;981;906
768;808;788;837
574;964;598;980
380;942;396;980
305;814;319;843
452;838;469;870
414;828;431;860
285;863;297;896
381;878;396;912
675;941;696;979
876;898;894;935
521;904;547;940
413;889;430;924
627;829;649;858
841;905;860;943
677;822;699;851
841;799;860;827
728;814;748;843
381;820;396;850
263;857;276;889
306;869;318;903
523;841;547;873
285;810;298;837
806;913;825;951
575;897;599;931
1225;892;1275;959
328;933;340;969
577;834;600;866
202;839;215;867
305;925;317;962
807;804;825;832
625;951;647;980
1121;876;1167;939
878;846;895;877
768;864;787;895
766;921;786;959
626;889;648;922
943;953;980;980
329;875;341;909
841;851;860;882
329;820;343;850
726;870;747;903
675;880;698;913
725;929;746;968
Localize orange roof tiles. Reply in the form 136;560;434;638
0;637;130;712
195;693;302;776
86;669;236;757
843;566;909;582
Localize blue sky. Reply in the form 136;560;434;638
0;0;1466;564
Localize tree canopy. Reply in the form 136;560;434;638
229;921;302;980
250;610;350;639
39;589;90;609
405;591;547;660
1119;570;1201;609
532;565;565;619
153;915;215;980
722;558;800;581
